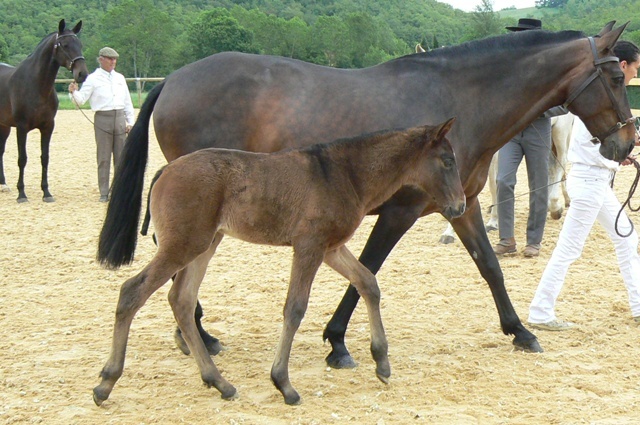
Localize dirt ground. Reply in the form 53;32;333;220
1;110;639;425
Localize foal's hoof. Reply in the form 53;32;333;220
174;328;225;356
221;387;238;400
92;388;109;406
376;364;391;384
0;184;10;193
438;234;455;244
43;196;55;203
17;197;28;203
284;391;301;406
512;336;544;353
325;351;357;369
486;224;498;232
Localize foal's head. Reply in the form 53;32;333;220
410;118;466;220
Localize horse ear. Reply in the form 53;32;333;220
58;19;66;34
596;21;629;51
72;21;83;34
597;21;616;37
434;117;456;140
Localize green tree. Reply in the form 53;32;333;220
100;0;177;78
535;0;569;7
468;0;503;39
0;34;8;62
311;15;350;67
187;8;256;61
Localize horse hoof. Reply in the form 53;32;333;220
221;387;238;400
43;196;55;203
325;352;358;369
174;329;191;355
203;336;226;356
284;391;301;405
549;209;563;220
17;197;28;203
92;388;108;406
486;225;498;232
0;184;10;193
438;234;455;244
512;337;544;353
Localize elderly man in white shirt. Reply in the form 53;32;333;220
69;46;134;202
528;40;640;330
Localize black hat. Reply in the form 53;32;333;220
506;18;542;32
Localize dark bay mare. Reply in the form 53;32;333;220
0;19;88;202
99;22;635;366
93;120;466;405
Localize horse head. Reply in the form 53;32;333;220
563;21;635;162
54;19;88;83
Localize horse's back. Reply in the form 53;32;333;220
153;52;428;161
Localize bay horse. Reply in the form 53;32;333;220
0;19;88;202
99;22;635;367
93;119;466;405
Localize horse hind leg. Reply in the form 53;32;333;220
324;246;390;384
168;234;236;400
0;125;10;192
93;255;180;406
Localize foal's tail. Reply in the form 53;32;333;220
97;81;165;269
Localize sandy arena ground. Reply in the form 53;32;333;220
1;110;639;424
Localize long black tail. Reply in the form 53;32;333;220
97;81;165;269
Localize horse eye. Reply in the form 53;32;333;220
613;76;625;86
443;158;454;168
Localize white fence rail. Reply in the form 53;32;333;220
55;77;165;106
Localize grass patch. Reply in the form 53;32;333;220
57;92;148;110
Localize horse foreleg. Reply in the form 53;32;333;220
324;246;390;384
449;198;542;353
39;125;55;202
93;256;178;406
271;245;325;405
0;125;10;192
168;236;236;400
323;201;423;369
15;127;28;202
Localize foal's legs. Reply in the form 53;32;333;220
167;234;236;399
271;245;325;405
0;125;10;192
93;254;183;405
324;245;390;382
323;200;424;369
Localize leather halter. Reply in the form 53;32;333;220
53;33;85;71
563;36;635;144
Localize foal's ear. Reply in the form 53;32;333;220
434;117;456;140
58;19;66;34
72;21;83;34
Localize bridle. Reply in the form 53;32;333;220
53;33;85;71
563;36;636;145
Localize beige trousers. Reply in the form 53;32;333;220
94;110;126;197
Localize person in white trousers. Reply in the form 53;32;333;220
528;40;640;331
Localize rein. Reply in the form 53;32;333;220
614;155;640;237
563;36;636;144
53;33;85;70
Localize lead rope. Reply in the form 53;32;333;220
487;118;567;210
614;156;640;237
69;84;128;136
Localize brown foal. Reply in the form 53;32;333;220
93;118;465;406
